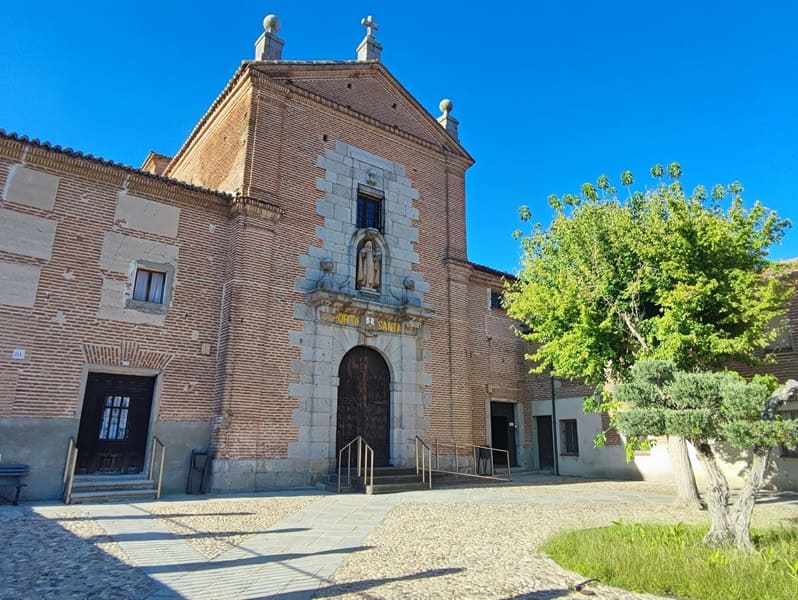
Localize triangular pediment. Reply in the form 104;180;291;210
249;62;472;162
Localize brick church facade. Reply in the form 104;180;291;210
1;16;796;500
0;17;539;499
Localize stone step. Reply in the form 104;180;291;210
71;477;156;493
373;467;416;476
329;467;417;479
366;481;428;495
372;473;425;484
428;471;508;487
329;467;495;495
323;475;364;493
69;488;158;504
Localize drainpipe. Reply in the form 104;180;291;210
550;374;560;476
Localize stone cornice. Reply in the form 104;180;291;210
470;262;514;286
229;195;284;223
444;256;474;281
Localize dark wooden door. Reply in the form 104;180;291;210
336;346;390;466
76;373;155;474
490;401;518;466
536;415;555;469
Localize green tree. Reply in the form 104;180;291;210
505;164;792;509
614;360;798;549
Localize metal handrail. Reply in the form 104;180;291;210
415;436;432;488
337;435;374;493
472;444;511;480
148;436;166;499
433;438;462;473
434;438;512;481
61;437;79;504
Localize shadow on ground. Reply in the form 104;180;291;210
0;507;161;599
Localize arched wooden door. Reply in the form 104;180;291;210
336;346;390;466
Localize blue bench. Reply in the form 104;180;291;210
0;464;29;505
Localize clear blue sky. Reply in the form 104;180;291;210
2;1;796;272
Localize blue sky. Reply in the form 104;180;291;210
2;1;796;272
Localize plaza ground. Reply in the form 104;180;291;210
2;474;796;599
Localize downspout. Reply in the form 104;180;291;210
550;374;559;476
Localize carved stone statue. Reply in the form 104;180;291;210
357;240;381;291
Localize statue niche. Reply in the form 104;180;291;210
356;238;382;292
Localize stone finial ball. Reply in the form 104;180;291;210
263;14;280;33
439;99;453;114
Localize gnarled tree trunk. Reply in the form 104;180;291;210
732;450;771;551
668;435;706;510
730;379;798;550
693;440;734;546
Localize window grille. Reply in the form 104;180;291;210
98;395;130;441
356;190;383;232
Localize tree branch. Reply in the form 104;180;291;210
618;308;650;353
762;379;798;420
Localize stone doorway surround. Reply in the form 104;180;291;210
288;141;434;486
289;288;432;481
76;372;156;475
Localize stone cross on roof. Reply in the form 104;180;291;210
361;15;379;37
357;15;382;62
356;15;382;62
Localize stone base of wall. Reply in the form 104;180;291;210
151;421;212;495
518;445;537;471
0;418;211;501
208;458;316;492
0;417;77;500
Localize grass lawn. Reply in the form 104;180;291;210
542;521;798;600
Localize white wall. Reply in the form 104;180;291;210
531;396;798;491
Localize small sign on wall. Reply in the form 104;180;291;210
11;349;25;360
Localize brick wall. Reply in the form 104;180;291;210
0;139;230;424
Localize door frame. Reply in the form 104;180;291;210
73;365;163;475
487;399;519;467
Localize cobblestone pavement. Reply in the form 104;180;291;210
1;476;796;599
0;506;158;600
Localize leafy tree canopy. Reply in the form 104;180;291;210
505;163;792;385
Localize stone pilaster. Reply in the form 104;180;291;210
209;196;285;491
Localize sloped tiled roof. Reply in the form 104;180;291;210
0;129;232;200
